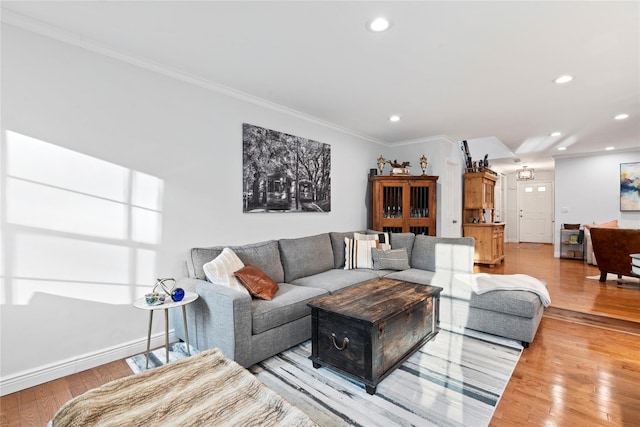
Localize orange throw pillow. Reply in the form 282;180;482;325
234;264;279;300
585;220;618;230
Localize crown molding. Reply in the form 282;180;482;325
390;134;457;147
1;9;386;145
552;146;640;160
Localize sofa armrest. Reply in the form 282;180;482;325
172;278;253;366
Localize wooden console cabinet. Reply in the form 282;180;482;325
463;170;505;266
463;223;505;266
370;175;438;235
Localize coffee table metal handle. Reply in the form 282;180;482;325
331;333;349;351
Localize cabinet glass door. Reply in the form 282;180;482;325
409;186;430;218
382;185;403;219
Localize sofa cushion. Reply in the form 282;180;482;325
188;240;284;283
251;283;327;335
291;269;379;293
386;268;435;285
389;232;415;262
411;235;475;272
202;248;249;294
234;264;279;300
469;289;542;319
279;233;335;282
366;269;393;278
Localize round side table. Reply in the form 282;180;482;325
133;291;199;368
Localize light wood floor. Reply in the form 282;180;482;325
483;243;640;426
2;243;639;426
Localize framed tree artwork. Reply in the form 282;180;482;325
242;123;331;213
620;162;640;211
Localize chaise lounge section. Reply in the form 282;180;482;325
171;231;546;367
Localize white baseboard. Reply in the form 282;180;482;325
0;330;177;396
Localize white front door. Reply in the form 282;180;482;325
518;181;554;243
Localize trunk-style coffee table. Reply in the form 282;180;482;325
308;278;442;394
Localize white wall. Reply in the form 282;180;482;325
388;137;464;236
554;151;640;254
0;24;386;391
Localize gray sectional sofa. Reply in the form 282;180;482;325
170;231;544;368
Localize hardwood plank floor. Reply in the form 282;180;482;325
483;243;640;426
476;242;639;322
1;242;639;426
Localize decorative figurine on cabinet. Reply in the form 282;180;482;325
419;155;428;175
387;159;411;175
377;155;386;175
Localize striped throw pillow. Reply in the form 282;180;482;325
344;238;379;270
354;232;391;250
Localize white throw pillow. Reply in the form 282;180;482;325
354;232;391;250
344;237;379;270
202;248;249;294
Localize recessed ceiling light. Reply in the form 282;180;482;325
367;17;390;32
554;75;573;84
557;147;567;151
550;132;562;137
389;115;400;122
614;113;629;120
605;146;615;151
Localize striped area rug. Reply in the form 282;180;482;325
250;326;522;427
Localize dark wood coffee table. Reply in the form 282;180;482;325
307;278;442;394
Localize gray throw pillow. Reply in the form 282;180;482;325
371;247;411;271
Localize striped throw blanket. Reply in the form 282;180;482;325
51;348;317;427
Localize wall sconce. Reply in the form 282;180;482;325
419;155;428;175
516;166;535;180
377;155;386;174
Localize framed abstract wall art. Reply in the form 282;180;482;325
242;123;331;213
620;162;640;211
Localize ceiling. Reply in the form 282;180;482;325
2;1;639;173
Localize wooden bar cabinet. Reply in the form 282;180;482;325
369;175;438;235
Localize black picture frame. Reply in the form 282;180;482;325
242;123;331;213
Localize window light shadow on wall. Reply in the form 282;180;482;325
1;131;163;305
